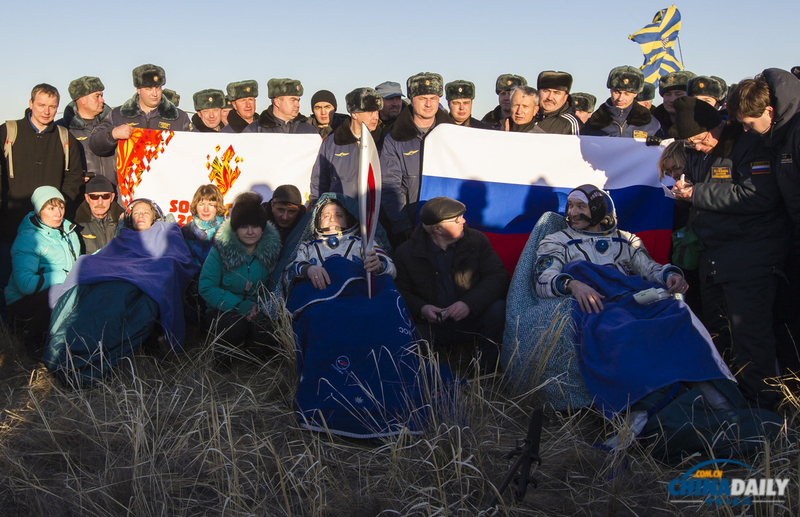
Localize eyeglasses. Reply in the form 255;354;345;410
685;132;712;149
88;193;113;201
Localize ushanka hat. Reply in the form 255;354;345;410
230;191;267;231
659;70;696;96
68;76;104;101
607;66;644;94
420;197;466;225
268;78;303;98
636;82;656;102
495;74;527;94
537;71;573;93
227;80;258;101
132;64;166;88
407;72;444;98
673;96;723;139
162;88;179;107
193;89;225;111
445;80;475;101
571;92;596;112
345;88;383;113
687;76;726;103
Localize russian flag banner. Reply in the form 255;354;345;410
419;125;674;272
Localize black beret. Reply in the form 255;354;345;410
311;90;337;111
268;78;303;98
659;70;696;96
607;66;644;94
85;175;115;193
420;197;466;225
495;74;527;94
68;76;104;101
226;80;258;101
407;72;444;98
687;76;725;103
132;64;166;88
162;88;179;107
537;71;573;93
673;96;723;140
270;184;303;206
571;92;597;112
193;89;225;111
445;80;475;101
345;87;383;113
636;82;656;102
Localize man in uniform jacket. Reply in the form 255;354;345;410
445;80;491;129
221;80;258;133
652;71;695;137
535;71;582;135
89;64;191;159
191;89;226;132
672;96;787;410
74;175;123;254
582;66;663;138
245;78;317;134
481;74;526;129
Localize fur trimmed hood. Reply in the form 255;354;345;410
60;101;112;130
212;218;282;272
120;93;180;120
390;105;454;142
588;100;653;130
257;105;309;128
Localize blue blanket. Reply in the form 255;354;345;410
49;222;199;349
565;261;733;418
290;257;450;439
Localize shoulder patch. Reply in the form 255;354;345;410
535;256;553;272
750;161;771;174
334;152;350;157
403;150;419;156
711;166;731;179
633;130;647;139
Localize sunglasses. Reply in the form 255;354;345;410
88;193;113;201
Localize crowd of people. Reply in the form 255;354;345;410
2;61;800;415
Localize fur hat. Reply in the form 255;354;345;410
607;66;644;94
420;197;466;225
68;76;104;101
85;175;115;194
571;93;596;112
162;89;179;107
407;73;444;98
268;78;303;99
346;88;383;113
132;64;166;88
31;186;64;214
687;76;726;103
537;71;573;93
270;185;303;206
673;96;723;139
658;70;696;96
375;81;403;99
495;74;527;94
636;82;656;102
230;191;267;230
193;89;225;111
310;90;337;111
445;80;475;101
227;80;258;101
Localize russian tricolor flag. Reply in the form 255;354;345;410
420;125;674;272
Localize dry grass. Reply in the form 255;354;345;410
0;315;798;517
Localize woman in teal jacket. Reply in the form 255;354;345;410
6;186;80;358
199;191;281;364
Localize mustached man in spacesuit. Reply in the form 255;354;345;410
534;184;688;313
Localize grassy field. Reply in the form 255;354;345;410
0;318;797;517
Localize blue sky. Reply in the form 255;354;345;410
1;0;797;121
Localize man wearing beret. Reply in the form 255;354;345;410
582;66;662;138
74;175;123;254
652;70;696;137
672;96;786;410
89;64;191;159
481;74;527;129
191;89;226;132
570;93;596;124
394;196;510;374
687;75;726;109
57;76;117;186
535;71;582;135
445;80;491;129
221;80;258;133
635;82;656;111
309;90;348;139
264;184;306;244
245;78;317;134
310;88;385;204
380;72;454;242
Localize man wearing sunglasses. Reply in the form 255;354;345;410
75;175;123;254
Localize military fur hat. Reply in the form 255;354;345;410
571;93;597;112
132;64;166;88
268;78;303;99
68;76;104;101
407;73;444;98
537;71;573;93
607;66;644;94
636;82;656;102
687;76;725;103
227;80;258;101
495;74;527;94
673;96;723;140
420;197;466;225
345;88;383;113
162;89;179;107
193;89;225;111
658;70;696;96
445;80;475;101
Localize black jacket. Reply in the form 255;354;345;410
191;113;224;132
57;102;116;184
536;100;582;135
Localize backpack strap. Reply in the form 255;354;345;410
56;125;70;172
4;120;17;178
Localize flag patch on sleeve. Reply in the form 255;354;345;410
751;161;771;174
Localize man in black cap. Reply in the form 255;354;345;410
381;72;454;242
192;89;226;132
75;175;124;254
536;71;582;135
394;196;510;373
310;88;384;204
309;90;348;139
221;80;258;133
265;185;306;244
687;76;726;109
481;74;527;129
672;96;786;410
570;93;596;124
636;82;656;111
652;70;696;136
89;63;191;159
445;80;490;129
582;65;662;138
245;78;317;134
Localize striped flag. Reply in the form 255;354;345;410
629;6;683;83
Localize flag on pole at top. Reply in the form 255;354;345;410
629;6;683;84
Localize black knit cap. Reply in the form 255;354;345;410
310;90;337;111
673;96;723;139
85;175;115;193
230;191;267;230
420;197;466;225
